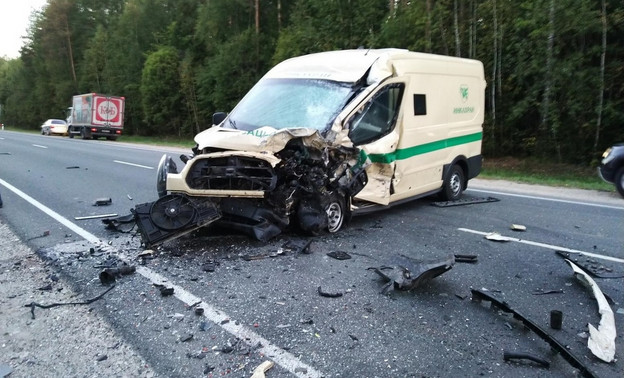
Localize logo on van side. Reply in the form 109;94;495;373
460;84;469;102
453;85;474;114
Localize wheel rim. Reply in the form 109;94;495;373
450;172;462;197
326;202;343;233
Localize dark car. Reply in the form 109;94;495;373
598;143;624;197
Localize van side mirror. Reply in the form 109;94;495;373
212;112;227;126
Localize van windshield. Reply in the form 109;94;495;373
225;78;354;132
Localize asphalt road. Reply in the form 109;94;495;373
1;130;623;378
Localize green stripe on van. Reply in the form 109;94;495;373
367;132;482;164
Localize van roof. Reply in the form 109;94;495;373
264;49;484;84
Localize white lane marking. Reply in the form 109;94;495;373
32;144;48;149
113;160;154;170
468;188;624;211
0;178;100;243
137;267;323;378
0;179;324;378
458;227;624;264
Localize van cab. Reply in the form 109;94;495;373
157;49;486;241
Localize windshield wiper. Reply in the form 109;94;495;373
228;118;237;129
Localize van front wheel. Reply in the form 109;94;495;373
441;165;465;201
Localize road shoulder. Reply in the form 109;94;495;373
0;220;155;377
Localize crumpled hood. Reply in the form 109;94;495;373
194;126;334;153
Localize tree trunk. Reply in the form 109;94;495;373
63;16;77;91
491;0;497;150
426;0;432;53
594;0;607;156
541;0;560;161
453;0;461;56
255;0;260;34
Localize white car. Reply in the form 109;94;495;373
41;119;68;136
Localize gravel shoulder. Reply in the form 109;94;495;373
0;220;155;378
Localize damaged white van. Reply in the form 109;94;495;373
150;49;485;244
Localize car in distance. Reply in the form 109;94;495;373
41;119;68;136
599;143;624;197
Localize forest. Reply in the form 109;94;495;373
0;0;622;165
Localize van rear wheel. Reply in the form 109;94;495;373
440;165;465;201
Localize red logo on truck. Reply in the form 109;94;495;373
93;97;123;126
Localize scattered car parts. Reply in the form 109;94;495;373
369;254;455;294
131;194;221;247
431;196;499;207
503;351;550;369
565;259;616;363
471;289;598;378
557;251;624;278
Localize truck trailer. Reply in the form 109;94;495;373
67;93;124;140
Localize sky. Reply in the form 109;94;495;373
0;0;48;59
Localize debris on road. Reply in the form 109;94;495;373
98;264;136;285
76;213;118;221
565;259;616;363
93;197;112;206
556;251;624;278
327;251;352;260
484;232;512;242
317;286;343;298
25;286;115;320
510;224;526;231
369;254;455;294
250;361;275;378
471;289;599;378
453;254;478;263
532;288;564;295
431;196;499;207
550;310;563;330
503;351;550;368
131;195;221;247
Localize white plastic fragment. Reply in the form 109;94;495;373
565;259;616;363
484;232;512;242
510;224;526;232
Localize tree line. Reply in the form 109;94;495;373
0;0;622;165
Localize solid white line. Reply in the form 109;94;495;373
113;160;154;170
32;144;48;149
0;178;100;243
137;267;324;378
0;178;324;377
468;188;624;210
458;227;624;264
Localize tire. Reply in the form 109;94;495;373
80;128;88;140
615;167;624;198
68;128;74;138
440;164;465;201
325;192;346;233
106;136;117;141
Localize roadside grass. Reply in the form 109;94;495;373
481;156;614;192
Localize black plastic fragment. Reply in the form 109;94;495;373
503;351;550;368
327;251;352;260
317;286;343;298
471;289;598;378
431;196;499;207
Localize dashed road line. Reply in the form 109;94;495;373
0;178;325;378
458;227;624;264
32;144;48;149
113;160;154;169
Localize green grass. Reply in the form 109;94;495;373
481;157;614;192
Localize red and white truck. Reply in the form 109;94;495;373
67;93;125;140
